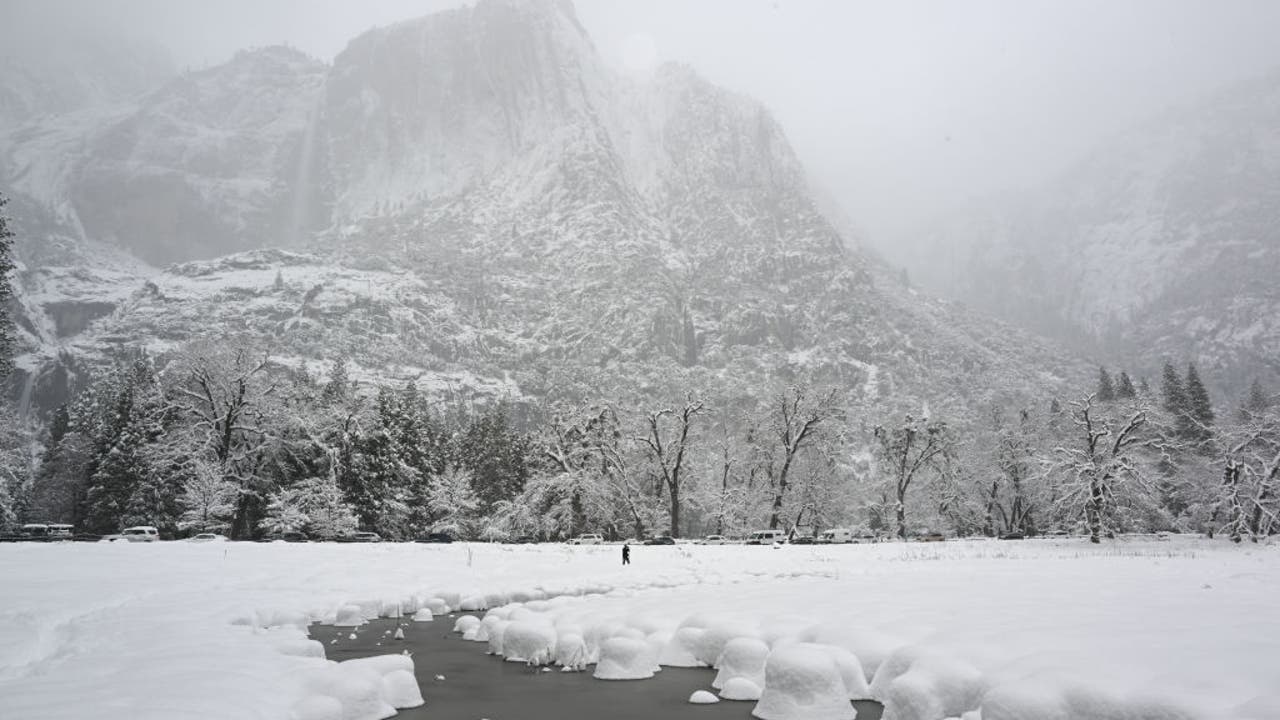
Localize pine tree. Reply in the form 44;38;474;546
321;357;350;406
1116;372;1137;399
0;193;16;380
1096;367;1116;401
1138;377;1151;397
1161;361;1194;440
1184;363;1215;442
1238;379;1271;422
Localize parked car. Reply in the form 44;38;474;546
745;530;785;545
103;526;160;543
513;536;538;544
644;535;675;545
790;535;819;545
188;533;229;542
999;532;1026;540
0;523;78;542
350;532;382;543
819;528;855;544
699;534;727;545
917;532;946;542
570;533;604;545
416;532;454;544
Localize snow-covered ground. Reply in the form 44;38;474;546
1;538;1276;720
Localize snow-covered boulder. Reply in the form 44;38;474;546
503;622;558;665
452;615;480;634
660;626;706;667
486;619;511;655
713;637;770;689
459;595;486;611
340;654;414;677
752;645;856;720
412;608;434;622
291;695;343;720
876;652;985;720
554;631;588;669
380;669;424;709
304;665;396;720
694;620;758;667
594;637;656;680
423;598;449;615
690;690;720;704
721;677;764;701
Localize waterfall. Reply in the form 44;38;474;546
16;369;36;423
289;93;322;246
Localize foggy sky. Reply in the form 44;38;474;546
8;0;1280;249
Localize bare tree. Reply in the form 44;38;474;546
635;394;707;538
1052;394;1163;543
874;413;954;539
760;385;841;531
1215;412;1280;542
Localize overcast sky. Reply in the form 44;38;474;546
9;0;1280;246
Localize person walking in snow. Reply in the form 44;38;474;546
622;543;631;565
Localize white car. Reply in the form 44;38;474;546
700;535;727;545
188;533;228;542
570;533;604;545
104;526;160;543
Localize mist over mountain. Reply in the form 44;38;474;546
893;70;1280;394
0;0;1083;418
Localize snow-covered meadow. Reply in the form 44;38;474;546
1;537;1277;720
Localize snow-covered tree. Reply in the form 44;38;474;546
1184;363;1215;444
873;413;954;539
1116;372;1137;400
758;385;842;531
263;474;358;539
1052;394;1168;543
634;394;707;538
1096;367;1116;402
0;193;15;381
426;464;479;538
1213;411;1280;542
176;458;239;533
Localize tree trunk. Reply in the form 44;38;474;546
1086;475;1103;544
669;484;680;538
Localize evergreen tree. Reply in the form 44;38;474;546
1138;377;1151;397
0;193;16;380
1096;367;1116;401
458;403;532;511
321;358;351;406
1239;379;1271;421
1116;372;1137;399
1160;361;1194;439
1184;363;1215;442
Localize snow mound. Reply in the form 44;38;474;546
452;615;480;634
660;626;706;667
380;669;424;709
459;595;486;611
334;605;365;628
713;637;770;689
303;665;396;720
694;620;758;667
752;645;856;720
594;637;656;680
721;677;764;701
412;608;434;622
423;598;449;614
799;624;896;680
554;631;588;669
485;620;511;655
291;695;343;720
690;690;721;704
978;681;1069;720
340;654;415;677
502;622;558;665
874;649;984;720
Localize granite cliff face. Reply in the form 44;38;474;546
2;0;1084;416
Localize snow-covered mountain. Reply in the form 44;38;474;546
898;70;1280;392
2;0;1085;416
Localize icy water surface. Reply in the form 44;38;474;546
311;618;884;720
